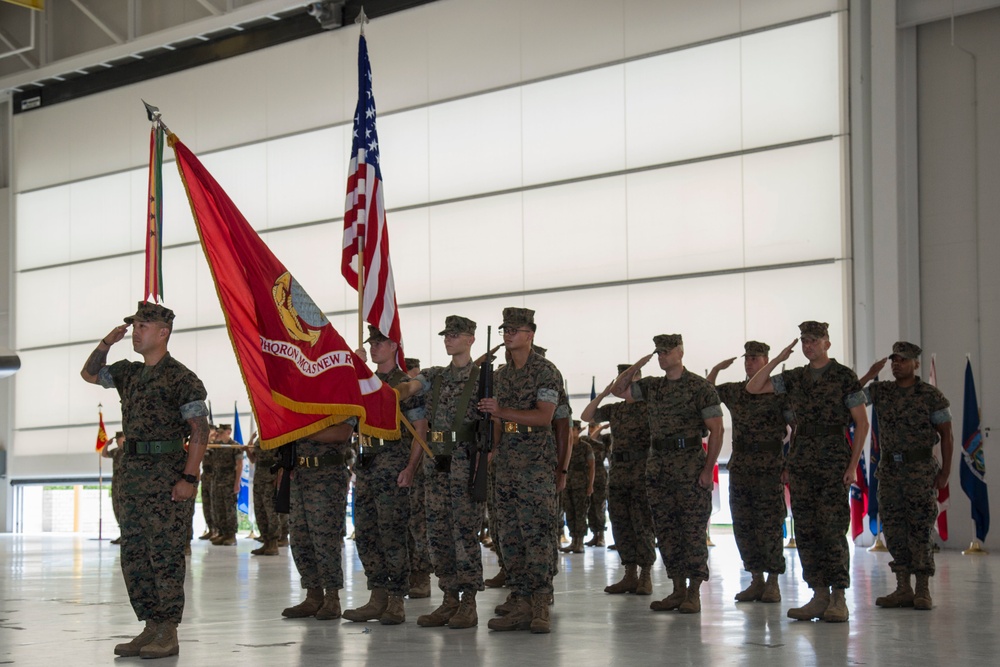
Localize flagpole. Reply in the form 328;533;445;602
98;443;104;541
355;6;368;352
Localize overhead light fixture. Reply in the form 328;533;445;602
307;1;344;30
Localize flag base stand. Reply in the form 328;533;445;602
706;534;715;548
784;538;797;549
962;540;989;555
868;533;889;552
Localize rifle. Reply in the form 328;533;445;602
469;326;494;501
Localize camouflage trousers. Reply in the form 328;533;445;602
200;468;214;531
646;449;712;581
119;451;193;624
210;465;238;535
561;473;591;538
408;463;434;574
729;463;786;574
877;460;939;576
494;434;558;597
608;458;655;567
253;464;281;541
588;466;608;533
423;444;485;593
788;450;851;589
353;444;412;596
289;440;350;590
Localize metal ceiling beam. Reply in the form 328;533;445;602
67;0;124;45
0;0;305;93
195;0;223;17
0;26;36;69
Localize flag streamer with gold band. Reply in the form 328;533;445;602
144;101;166;303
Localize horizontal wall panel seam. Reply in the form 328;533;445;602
18;133;841;274
16;257;838;355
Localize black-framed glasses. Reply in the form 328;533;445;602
499;326;531;335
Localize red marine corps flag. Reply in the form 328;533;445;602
342;32;406;368
170;136;400;449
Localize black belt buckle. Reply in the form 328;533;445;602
435;455;452;473
675;438;689;450
891;452;905;463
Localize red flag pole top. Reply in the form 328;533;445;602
95;404;108;452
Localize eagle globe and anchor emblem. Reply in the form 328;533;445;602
272;271;328;346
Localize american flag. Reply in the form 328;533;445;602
341;34;406;371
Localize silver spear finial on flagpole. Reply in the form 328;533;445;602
356;6;368;35
142;100;171;134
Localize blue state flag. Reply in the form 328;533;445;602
590;376;596;401
868;406;882;536
234;403;251;515
960;358;989;542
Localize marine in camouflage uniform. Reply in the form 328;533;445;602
747;321;869;623
560;422;593;553
343;326;426;625
403;357;434;598
403;316;486;629
583;365;655;595
209;424;242;545
480;308;563;633
198;431;217;539
283;422;355;621
861;341;953;611
82;302;210;659
709;341;790;604
582;426;610;546
613;334;724;615
101;432;126;542
248;433;282;555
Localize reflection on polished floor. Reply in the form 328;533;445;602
0;528;996;666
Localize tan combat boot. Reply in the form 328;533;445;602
409;571;431;599
380;594;405;625
484;568;506;588
759;572;781;603
650;577;687;611
876;571;914;608
787;586;831;621
114;621;158;657
282;587;324;618
678;579;702;614
529;593;551;633
487;595;531;631
417;591;460;627
218;533;237;546
138;621;179;659
448;590;478;629
735;572;765;602
635;566;653;596
251;540;278;556
605;565;638;594
913;574;932;610
343;587;388;622
315;589;342;620
823;587;849;622
198;529;214;541
494;592;521;616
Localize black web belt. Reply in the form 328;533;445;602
650;435;702;452
732;439;783;454
886;448;933;464
797;424;845;437
125;439;184;454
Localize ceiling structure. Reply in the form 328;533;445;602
0;0;436;112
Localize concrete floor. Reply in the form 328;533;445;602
0;529;995;666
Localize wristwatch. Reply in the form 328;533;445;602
180;473;198;484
